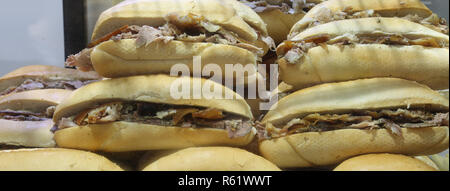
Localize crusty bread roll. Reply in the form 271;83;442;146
54;75;252;120
263;78;448;125
334;154;438;171
0;89;72;113
259;78;449;168
89;0;271;79
140;147;281;171
91;39;259;79
0;148;123;171
289;0;433;38
93;0;267;43
0;120;55;148
260;127;448;168
277;17;449;90
287;17;449;43
0;65;100;96
0;89;72;148
53;75;256;152
54;122;256;152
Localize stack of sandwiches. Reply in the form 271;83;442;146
0;0;448;171
0;65;123;170
258;0;449;170
1;0;280;171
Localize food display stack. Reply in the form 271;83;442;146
0;0;448;171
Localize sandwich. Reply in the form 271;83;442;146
0;65;100;97
0;148;123;171
258;78;449;168
277;17;449;91
239;0;325;44
53;75;256;152
288;0;448;39
0;89;72;148
66;0;275;80
139;147;281;171
333;153;438;171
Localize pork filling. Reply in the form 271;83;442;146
239;0;320;14
65;13;275;71
57;102;254;138
298;7;449;36
0;106;56;122
258;109;449;141
0;79;98;96
281;33;449;64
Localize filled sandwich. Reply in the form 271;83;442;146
0;89;72;149
53;75;256;152
66;0;275;80
258;78;449;168
277;17;449;91
0;65;100;97
288;0;448;39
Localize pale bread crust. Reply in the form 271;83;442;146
260;78;448;168
282;17;449;54
140;147;280;171
0;120;55;148
0;89;72;148
0;89;72;113
259;127;449;168
334;154;438;171
263;78;449;125
414;156;440;170
90;0;272;79
92;0;267;43
289;0;432;37
258;9;305;44
0;148;123;171
91;39;259;79
278;18;449;91
54;122;256;152
54;75;253;122
278;44;449;91
0;65;100;93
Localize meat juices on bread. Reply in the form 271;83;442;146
288;0;448;38
66;0;275;80
53;75;256;152
0;89;72;148
277;17;449;90
258;78;449;168
0;65;100;97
